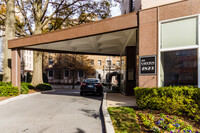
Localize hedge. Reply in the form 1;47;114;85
35;83;52;91
0;86;19;97
0;81;52;96
0;82;12;86
21;82;34;94
134;86;200;121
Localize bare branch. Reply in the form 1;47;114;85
40;0;49;21
16;0;33;35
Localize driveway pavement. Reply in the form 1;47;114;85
0;89;103;133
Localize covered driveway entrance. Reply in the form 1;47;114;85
8;12;138;95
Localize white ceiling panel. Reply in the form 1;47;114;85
25;28;137;56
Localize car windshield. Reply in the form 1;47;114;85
84;79;99;83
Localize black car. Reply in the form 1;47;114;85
80;78;103;96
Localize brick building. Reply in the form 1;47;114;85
43;53;125;85
9;0;200;95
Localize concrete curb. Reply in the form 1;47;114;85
0;89;55;106
102;93;115;133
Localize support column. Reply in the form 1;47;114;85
125;46;137;96
11;49;21;90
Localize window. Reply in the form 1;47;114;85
79;70;83;77
48;69;54;77
91;60;94;66
84;79;99;83
117;61;120;66
121;60;124;66
160;49;197;86
49;58;53;65
161;17;198;49
64;70;70;77
98;60;101;66
159;15;199;87
107;60;111;66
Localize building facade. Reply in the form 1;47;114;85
9;0;200;95
20;50;33;72
43;53;125;85
138;0;199;88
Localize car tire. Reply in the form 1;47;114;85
80;92;84;96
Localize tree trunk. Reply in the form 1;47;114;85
31;51;43;86
31;21;43;86
31;0;44;86
3;0;15;82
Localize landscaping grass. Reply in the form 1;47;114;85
108;107;141;133
108;107;200;133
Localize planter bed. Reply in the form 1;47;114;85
108;107;200;133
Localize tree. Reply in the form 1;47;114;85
16;0;112;86
0;0;113;85
3;0;15;82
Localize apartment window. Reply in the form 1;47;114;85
159;16;199;87
64;70;70;77
79;70;83;77
121;60;124;66
117;61;120;66
49;58;53;65
107;60;111;66
98;60;101;66
91;60;94;66
48;69;54;77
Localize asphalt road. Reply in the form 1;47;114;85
0;89;104;133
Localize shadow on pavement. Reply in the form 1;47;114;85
41;88;108;101
74;128;85;133
41;88;107;133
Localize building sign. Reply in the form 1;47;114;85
139;55;156;75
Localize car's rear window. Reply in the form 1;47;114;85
84;79;99;83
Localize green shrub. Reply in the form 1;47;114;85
35;83;52;91
22;82;35;89
0;81;12;86
21;83;29;94
134;86;200;121
21;82;35;94
0;86;19;97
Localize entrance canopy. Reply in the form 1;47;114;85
8;12;138;56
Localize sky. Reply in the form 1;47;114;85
111;4;121;17
95;0;121;17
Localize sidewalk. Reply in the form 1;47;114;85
106;93;137;107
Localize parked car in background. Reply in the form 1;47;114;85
80;78;103;96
